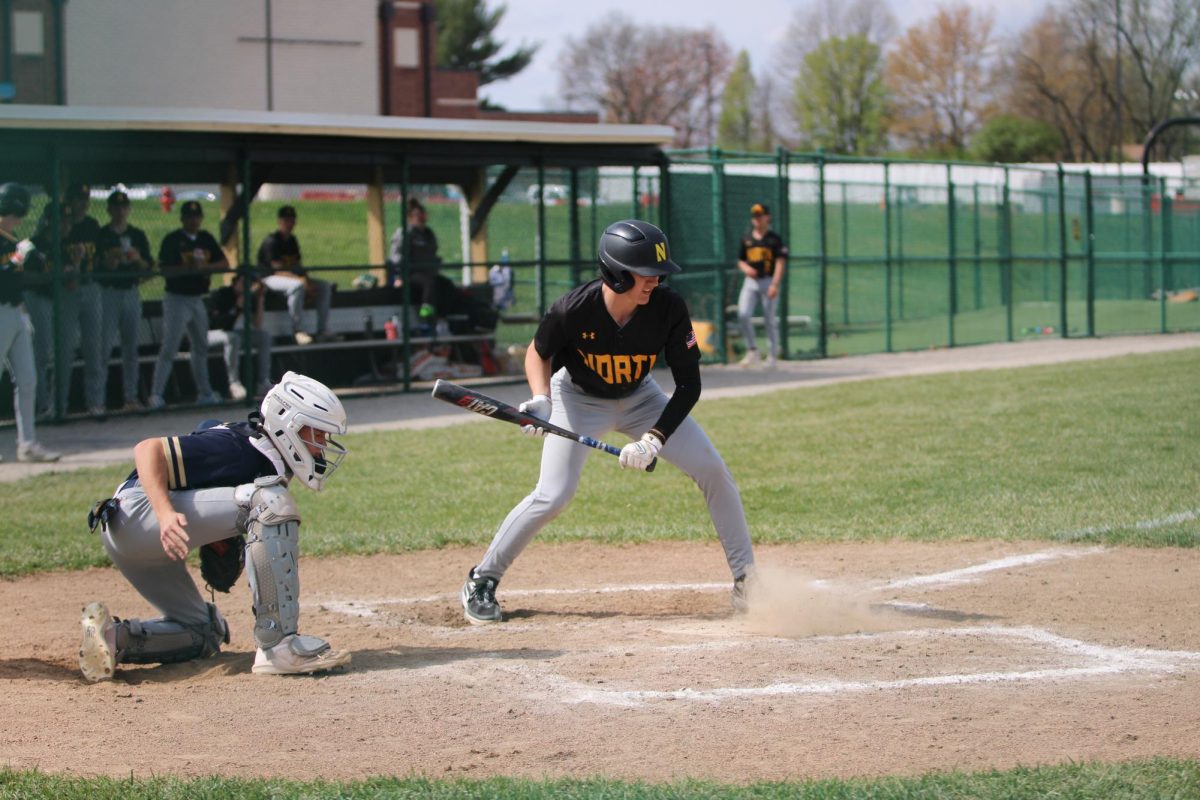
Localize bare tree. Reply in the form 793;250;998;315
1006;0;1199;161
557;13;732;147
885;3;996;156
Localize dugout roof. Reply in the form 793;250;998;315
0;105;675;187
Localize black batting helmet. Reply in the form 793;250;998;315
0;183;31;218
597;219;681;294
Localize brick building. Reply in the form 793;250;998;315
1;0;595;124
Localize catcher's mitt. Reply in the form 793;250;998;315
199;534;246;593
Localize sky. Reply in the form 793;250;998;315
484;0;1048;111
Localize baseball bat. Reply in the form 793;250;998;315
431;379;655;472
0;227;18;244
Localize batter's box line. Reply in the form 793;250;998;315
531;625;1200;707
313;547;1107;619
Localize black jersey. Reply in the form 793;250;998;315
256;231;305;276
66;215;101;281
95;224;153;289
738;230;788;278
534;279;701;399
158;228;222;296
127;421;280;490
0;236;20;306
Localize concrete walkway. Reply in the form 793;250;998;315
2;331;1197;484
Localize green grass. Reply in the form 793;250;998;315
2;758;1199;798
2;348;1197;577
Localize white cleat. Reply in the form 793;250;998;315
17;441;61;463
738;350;760;367
252;634;351;675
79;601;117;683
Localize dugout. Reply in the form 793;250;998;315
0;105;673;420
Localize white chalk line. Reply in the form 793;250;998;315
881;546;1105;590
535;626;1200;707
1055;509;1200;541
315;547;1105;618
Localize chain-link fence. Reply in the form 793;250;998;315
4;153;1198;422
658;152;1200;363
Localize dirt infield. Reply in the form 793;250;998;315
2;539;1198;781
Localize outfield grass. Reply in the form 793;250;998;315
1;348;1196;577
1;758;1198;798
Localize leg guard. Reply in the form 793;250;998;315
116;603;230;665
239;476;302;649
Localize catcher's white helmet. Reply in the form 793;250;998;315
260;371;348;491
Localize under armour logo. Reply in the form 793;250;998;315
582;331;596;340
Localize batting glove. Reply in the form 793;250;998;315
518;394;552;438
619;431;662;471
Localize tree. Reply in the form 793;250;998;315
557;13;732;147
1006;0;1200;161
433;0;538;87
774;0;896;148
886;3;996;157
793;35;888;154
969;115;1063;162
718;51;758;151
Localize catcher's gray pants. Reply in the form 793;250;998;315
0;303;38;446
100;286;144;404
207;327;272;391
737;276;778;357
101;482;245;628
151;292;213;399
263;274;332;336
476;368;755;582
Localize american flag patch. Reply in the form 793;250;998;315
685;329;698;349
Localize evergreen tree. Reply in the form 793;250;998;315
434;0;538;88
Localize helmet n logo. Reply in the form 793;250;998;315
654;242;667;262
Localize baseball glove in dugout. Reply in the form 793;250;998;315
200;535;246;593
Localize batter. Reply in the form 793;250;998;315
461;219;757;624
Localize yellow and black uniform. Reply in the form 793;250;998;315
738;230;788;278
158;228;222;295
96;223;153;289
534;278;701;439
0;235;20;306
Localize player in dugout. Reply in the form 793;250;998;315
460;219;758;624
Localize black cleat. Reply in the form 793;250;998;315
460;569;502;624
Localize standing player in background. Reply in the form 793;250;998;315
148;200;226;410
735;202;788;368
96;189;153;411
26;204;80;417
256;205;332;345
0;183;59;462
63;183;108;419
79;371;351;681
207;273;273;401
460;220;757;624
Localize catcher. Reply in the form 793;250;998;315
79;371;351;681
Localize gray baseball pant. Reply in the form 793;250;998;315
151;292;213;399
77;282;106;409
100;286;144;404
475;368;755;581
207;327;272;390
263;274;332;336
737;276;778;358
101;482;245;628
0;304;38;446
25;289;80;415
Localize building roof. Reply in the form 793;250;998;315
0;105;675;146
